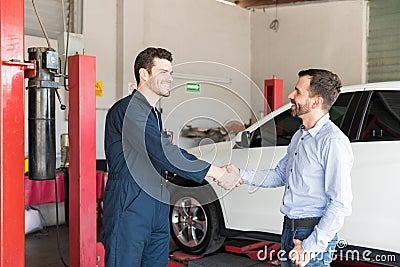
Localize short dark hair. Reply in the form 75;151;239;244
134;47;173;85
298;69;342;110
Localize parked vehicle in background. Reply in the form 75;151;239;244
168;82;400;265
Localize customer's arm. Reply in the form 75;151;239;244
239;153;288;188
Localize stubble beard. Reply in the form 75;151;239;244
291;102;311;118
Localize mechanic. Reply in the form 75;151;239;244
103;47;240;267
226;69;353;267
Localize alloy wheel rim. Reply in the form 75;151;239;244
171;196;208;247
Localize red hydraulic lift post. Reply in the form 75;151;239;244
0;0;27;266
68;54;97;266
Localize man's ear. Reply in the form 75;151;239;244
312;96;324;109
139;68;149;82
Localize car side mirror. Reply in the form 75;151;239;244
235;131;250;148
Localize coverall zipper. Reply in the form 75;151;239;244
154;108;164;213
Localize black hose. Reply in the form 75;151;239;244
55;177;69;267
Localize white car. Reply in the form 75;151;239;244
168;82;400;264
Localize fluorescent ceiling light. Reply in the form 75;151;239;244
216;0;236;6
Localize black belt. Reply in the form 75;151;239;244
284;216;320;229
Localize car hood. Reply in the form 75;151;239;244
187;140;235;166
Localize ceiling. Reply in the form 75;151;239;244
223;0;323;9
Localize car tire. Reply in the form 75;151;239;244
169;187;225;255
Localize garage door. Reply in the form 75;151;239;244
368;0;400;82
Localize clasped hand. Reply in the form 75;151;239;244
214;164;243;190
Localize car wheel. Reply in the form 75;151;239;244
170;188;225;255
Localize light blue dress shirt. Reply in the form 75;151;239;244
241;113;353;252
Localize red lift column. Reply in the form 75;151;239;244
264;78;283;115
0;0;25;266
68;55;97;266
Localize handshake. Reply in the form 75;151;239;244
213;164;243;190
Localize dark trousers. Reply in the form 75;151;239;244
103;188;170;267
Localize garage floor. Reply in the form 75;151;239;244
24;225;367;267
25;225;71;267
25;225;179;267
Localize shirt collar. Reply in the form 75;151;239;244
132;89;153;109
302;113;330;137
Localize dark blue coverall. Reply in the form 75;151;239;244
103;90;211;267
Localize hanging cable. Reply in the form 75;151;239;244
63;0;72;91
55;177;69;267
269;0;280;32
31;0;52;49
56;3;70;265
31;2;68;263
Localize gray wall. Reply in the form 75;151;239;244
250;0;367;119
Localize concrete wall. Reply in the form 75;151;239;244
250;0;368;118
120;0;251;94
120;0;252;148
83;0;117;159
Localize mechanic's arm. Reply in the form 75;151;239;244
302;138;353;252
145;119;228;183
145;124;234;184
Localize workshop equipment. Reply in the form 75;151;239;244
0;1;98;265
27;47;60;180
68;54;97;266
264;78;283;115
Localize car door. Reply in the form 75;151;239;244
220;91;358;233
339;90;400;254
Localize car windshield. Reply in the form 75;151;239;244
240;92;355;148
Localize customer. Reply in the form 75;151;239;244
225;69;353;267
103;47;240;267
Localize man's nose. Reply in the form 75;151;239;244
288;90;295;99
167;72;173;81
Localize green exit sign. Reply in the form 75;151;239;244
186;83;200;93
